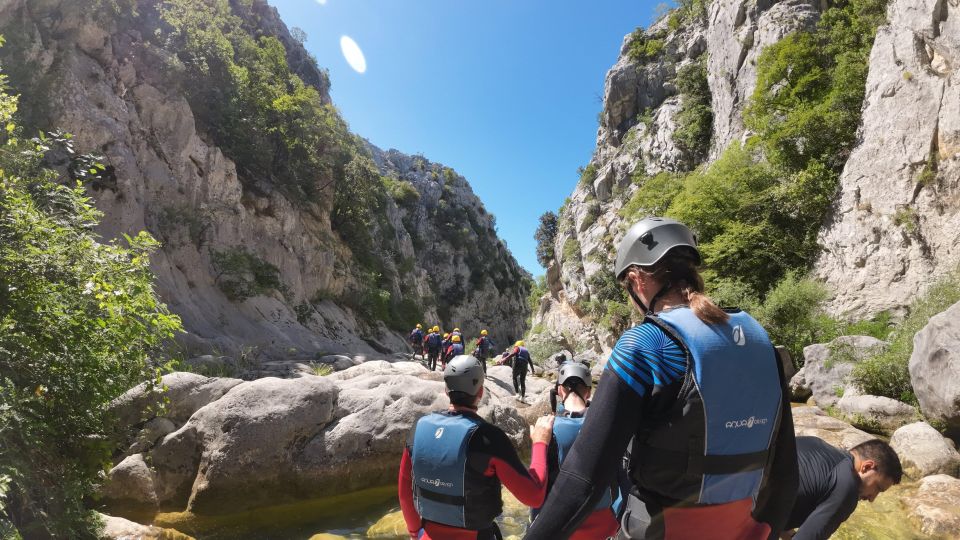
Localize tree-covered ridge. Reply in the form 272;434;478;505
0;39;181;536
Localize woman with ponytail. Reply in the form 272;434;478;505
526;217;798;540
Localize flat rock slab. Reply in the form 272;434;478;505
791;406;875;449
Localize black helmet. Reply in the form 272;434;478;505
444;355;485;395
557;361;592;389
614;217;701;279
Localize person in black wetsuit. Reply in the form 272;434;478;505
502;341;536;401
525;217;798;540
780;437;902;540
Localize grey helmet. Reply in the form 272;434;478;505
558;361;592;389
614;217;701;279
444;355;485;395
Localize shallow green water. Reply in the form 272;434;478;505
122;482;932;540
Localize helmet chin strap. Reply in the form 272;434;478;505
628;280;672;315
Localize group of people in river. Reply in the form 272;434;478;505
409;325;537;400
397;217;904;540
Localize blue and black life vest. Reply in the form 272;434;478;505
477;336;492;353
630;307;783;506
449;343;465;356
426;332;442;350
532;413;613;519
411;412;502;529
410;329;424;343
514;347;531;369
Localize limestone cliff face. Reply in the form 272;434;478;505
814;0;960;318
0;0;529;360
533;0;822;355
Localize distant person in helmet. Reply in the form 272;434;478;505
424;326;443;371
474;330;495;370
530;360;620;539
410;324;425;358
443;334;465;370
526;217;799;540
398;355;555;540
780;437;901;540
502;341;536;401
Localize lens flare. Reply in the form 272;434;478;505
340;35;366;74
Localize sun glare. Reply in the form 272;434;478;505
340;35;367;74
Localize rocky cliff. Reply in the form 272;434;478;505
814;0;960;318
0;0;529;361
531;0;960;356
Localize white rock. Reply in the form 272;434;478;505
909;301;960;437
890;422;960;479
905;475;960;537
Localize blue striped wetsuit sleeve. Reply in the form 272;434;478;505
605;323;686;398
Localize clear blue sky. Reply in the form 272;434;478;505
270;0;662;276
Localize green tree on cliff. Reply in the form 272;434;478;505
0;40;181;538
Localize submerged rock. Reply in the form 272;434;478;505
905;475;960;537
99;513;193;540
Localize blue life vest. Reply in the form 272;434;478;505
411;412;501;528
541;414;613;513
449;343;465;356
515;347;531;368
411;329;424;342
477;336;492;353
630;307;783;506
427;333;442;350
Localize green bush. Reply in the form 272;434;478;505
672;59;713;163
578;163;598;187
383;176;420;208
562;238;581;262
0;76;181;536
527;275;548;314
621;171;684;222
852;269;960;404
627;30;666;63
210;247;285;302
754;273;839;368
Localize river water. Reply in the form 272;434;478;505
132;482;930;540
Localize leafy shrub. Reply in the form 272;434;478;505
627;30;666;63
211;247;285;302
562;238;581;262
534;211;558;268
0;75;180;536
753;273;838;368
383;176;420;208
621;171;684;222
672;59;713;163
578;163;598;187
582;201;601;229
527;275;548;314
852;269;960;404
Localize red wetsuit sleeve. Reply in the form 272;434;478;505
398;447;420;537
487;441;550;507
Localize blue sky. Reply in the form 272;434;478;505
270;0;663;276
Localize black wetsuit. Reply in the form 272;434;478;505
785;436;861;540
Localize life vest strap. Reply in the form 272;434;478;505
639;446;770;475
416;485;467;507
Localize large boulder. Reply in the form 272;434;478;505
800;336;888;408
836;394;919;434
111;372;242;429
904;475;960;538
890;422;960;479
101;453;158;507
909;301;960;437
789;366;813;403
106;362;534;515
791;406;875;449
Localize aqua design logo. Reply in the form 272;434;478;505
725;416;768;429
421;477;454;488
435;427;444;439
732;325;747;346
